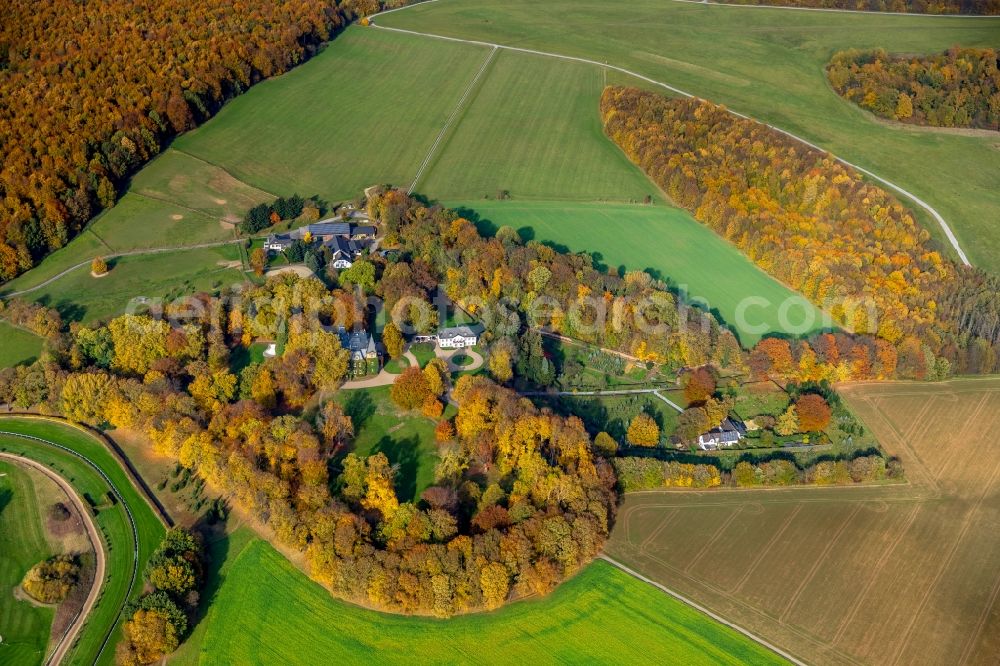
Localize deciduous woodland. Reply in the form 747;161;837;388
0;188;980;620
601;87;1000;377
714;0;1000;13
0;0;406;282
827;48;1000;130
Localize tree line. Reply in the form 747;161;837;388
828;47;1000;130
0;0;410;282
600;86;1000;379
613;453;901;491
715;0;1000;13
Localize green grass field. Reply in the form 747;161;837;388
173;28;488;202
418;49;657;201
172;528;783;665
382;0;1000;271
22;245;244;325
0;461;57;666
454;200;831;344
0;322;44;368
0;418;166;666
334;387;439;502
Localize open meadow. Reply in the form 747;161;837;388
0;461;57;665
604;377;1000;666
0;418;166;666
381;0;1000;271
454;200;831;344
0;322;43;368
170;528;783;665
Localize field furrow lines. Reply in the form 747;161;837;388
888;454;1000;666
729;505;802;595
683;506;743;574
830;502;923;645
778;503;863;624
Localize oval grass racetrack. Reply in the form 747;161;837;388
0;461;58;665
0;417;165;666
184;533;784;665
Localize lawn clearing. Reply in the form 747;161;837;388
334;387;439;502
453;200;830;344
0;417;166;666
605;377;1000;666
172;528;783;665
382;0;1000;271
408;342;437;369
0;461;57;666
0;322;44;368
25;244;245;324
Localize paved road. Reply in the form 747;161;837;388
371;2;973;266
0;453;106;666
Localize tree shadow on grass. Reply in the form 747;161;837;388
342;390;376;431
0;487;11;519
371;434;420;502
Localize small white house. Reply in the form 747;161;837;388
438;325;479;349
697;418;747;451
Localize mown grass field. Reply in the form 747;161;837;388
605;377;1000;666
381;0;1000;271
173;28;488;202
418;49;658;201
0;418;166;666
454;201;831;344
172;528;783;665
23;245;244;325
0;322;43;368
334;386;439;502
0;461;56;666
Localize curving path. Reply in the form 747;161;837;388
0;426;145;665
371;2;973;266
0;453;106;666
1;239;245;299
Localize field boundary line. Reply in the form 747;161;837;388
600;555;808;666
778;503;862;623
408;45;498;193
668;0;1000;18
730;504;802;594
888;454;1000;666
830;502;922;645
371;4;972;266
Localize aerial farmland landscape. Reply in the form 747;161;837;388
0;0;998;664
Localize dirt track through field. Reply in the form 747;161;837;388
0;453;106;666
